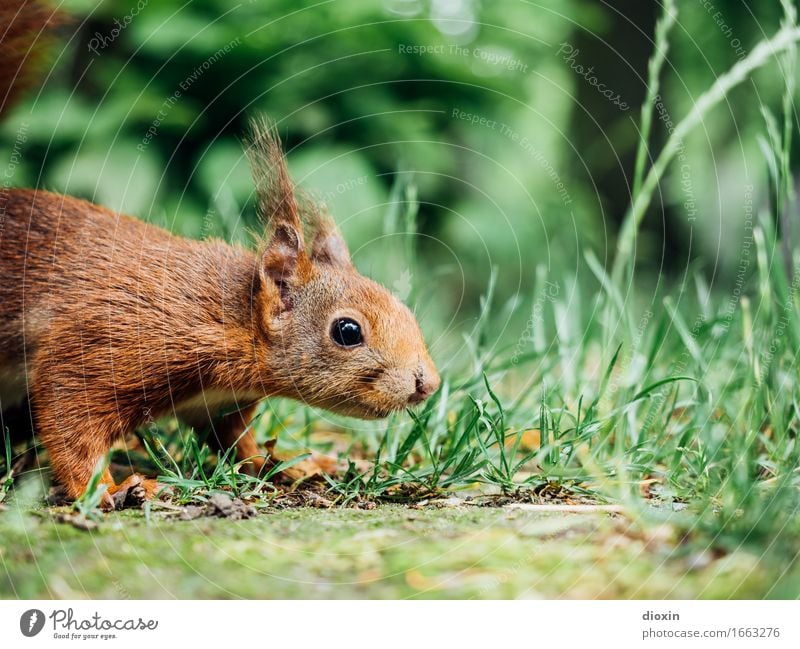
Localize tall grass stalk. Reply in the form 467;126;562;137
611;23;800;290
631;0;677;200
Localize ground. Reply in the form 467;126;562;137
1;502;796;599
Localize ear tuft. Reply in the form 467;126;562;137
246;115;312;308
244;115;301;229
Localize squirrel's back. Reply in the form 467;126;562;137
0;189;258;376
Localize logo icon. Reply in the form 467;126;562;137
392;268;413;302
20;609;45;637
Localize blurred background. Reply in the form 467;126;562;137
1;0;795;373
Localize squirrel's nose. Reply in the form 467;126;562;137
408;365;441;405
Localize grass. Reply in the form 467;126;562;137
2;2;800;599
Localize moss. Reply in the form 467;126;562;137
0;504;796;599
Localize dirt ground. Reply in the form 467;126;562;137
1;501;795;599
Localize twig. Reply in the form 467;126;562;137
504;503;625;513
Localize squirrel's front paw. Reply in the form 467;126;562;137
107;474;164;509
273;452;338;483
242;448;338;483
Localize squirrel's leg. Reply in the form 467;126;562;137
31;383;118;508
35;404;159;509
201;404;267;476
0;396;37;479
31;362;158;510
199;405;336;481
0;395;35;445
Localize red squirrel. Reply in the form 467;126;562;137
0;4;440;509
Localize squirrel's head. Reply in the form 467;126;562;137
246;118;440;418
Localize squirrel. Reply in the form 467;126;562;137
0;2;440;509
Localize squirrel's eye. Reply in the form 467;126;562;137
330;317;363;348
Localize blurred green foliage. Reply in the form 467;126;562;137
1;0;796;363
2;3;800;571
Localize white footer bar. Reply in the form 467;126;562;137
0;600;797;647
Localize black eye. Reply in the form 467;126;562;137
330;317;363;348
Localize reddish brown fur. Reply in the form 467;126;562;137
0;0;62;117
0;4;439;507
0;139;439;507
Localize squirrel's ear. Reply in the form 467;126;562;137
246;115;312;298
311;229;351;268
259;224;310;307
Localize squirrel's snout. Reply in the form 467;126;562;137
408;364;441;405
